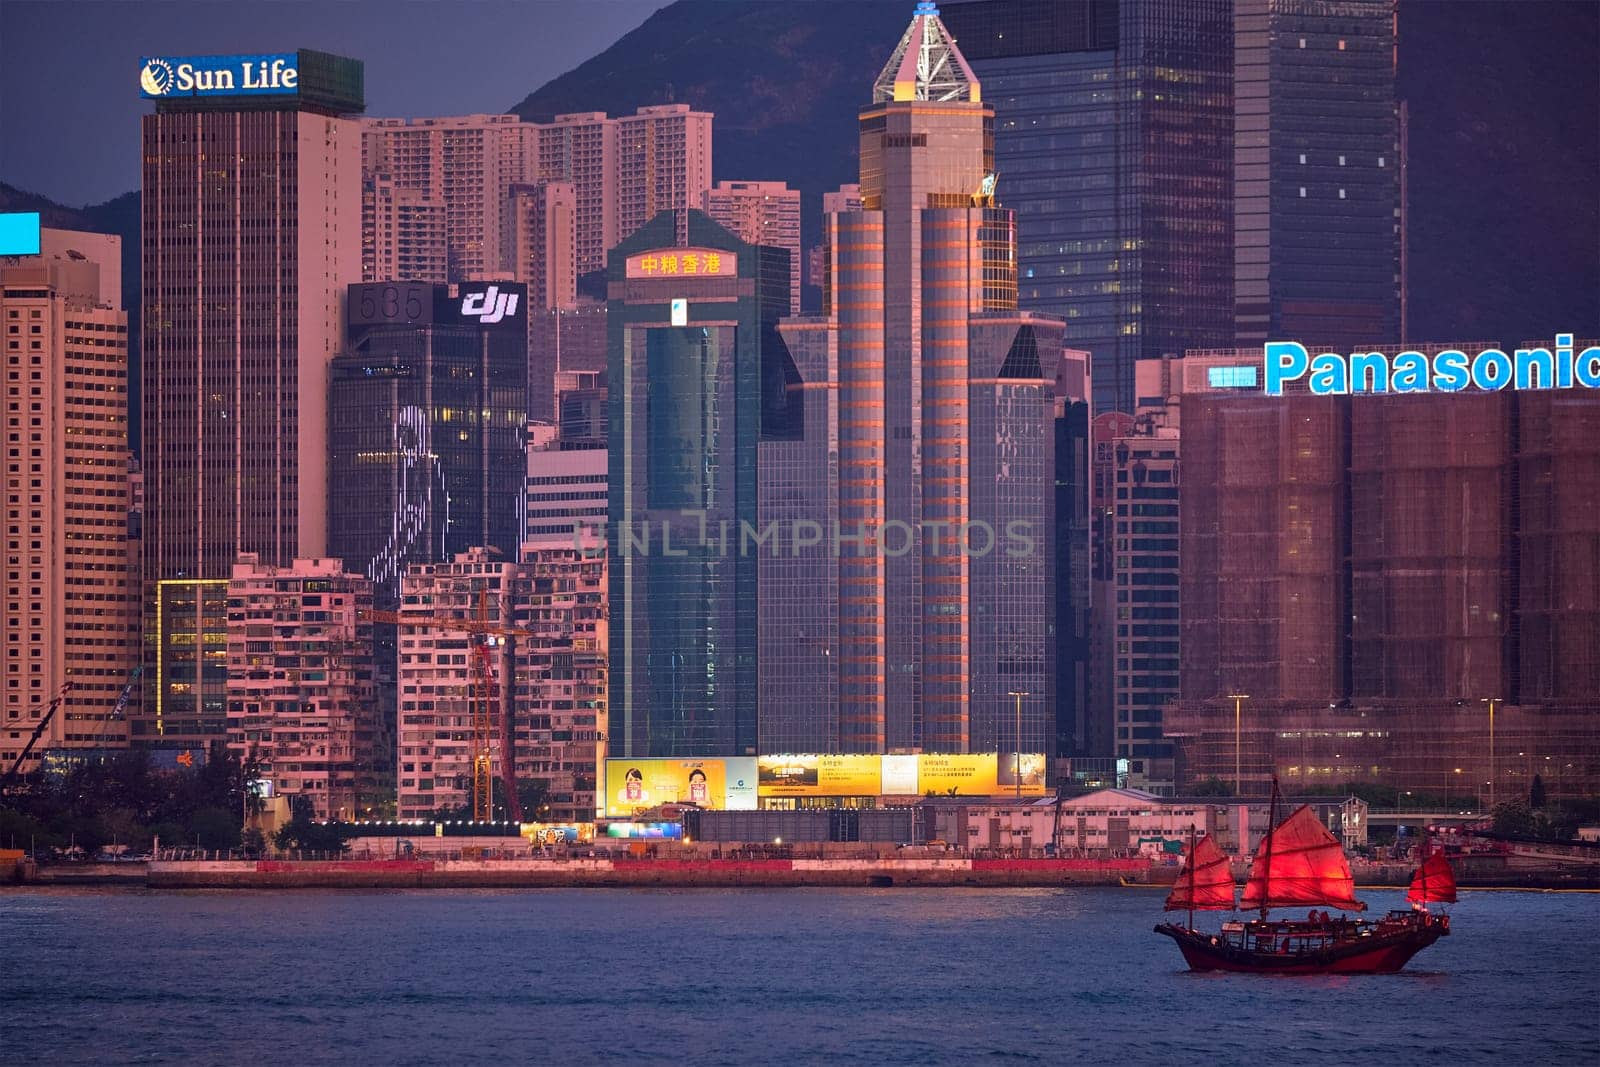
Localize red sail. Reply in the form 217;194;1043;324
1406;852;1458;904
1165;834;1236;911
1240;805;1367;912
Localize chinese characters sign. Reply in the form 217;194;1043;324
625;247;738;280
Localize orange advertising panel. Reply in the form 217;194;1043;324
917;754;1000;796
624;247;738;279
757;754;882;797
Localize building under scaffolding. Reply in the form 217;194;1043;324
1170;348;1600;801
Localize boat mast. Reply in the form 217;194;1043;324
1187;824;1197;930
1259;775;1280;922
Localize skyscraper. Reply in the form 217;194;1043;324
607;211;790;758
939;0;1235;414
1;231;136;772
1233;0;1400;349
504;181;576;310
328;281;529;607
139;50;364;749
763;5;1058;758
704;181;802;315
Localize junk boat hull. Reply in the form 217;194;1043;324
1154;914;1448;974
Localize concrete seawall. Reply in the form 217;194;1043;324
145;857;1151;889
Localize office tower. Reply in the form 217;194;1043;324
394;549;517;818
764;6;1058;758
504;181;576;310
1109;419;1180;769
808;185;864;303
758;312;838;756
939;0;1234;414
1169;348;1600;800
1053;350;1092;757
225;555;378;820
528;302;607;423
525;432;608;545
614;105;714;252
361;114;539;281
0;232;136;772
554;369;607;449
1233;0;1400;349
1084;357;1183;783
140;50;363;749
537;113;618;276
608;212;790;758
511;546;607;823
704;181;802;315
362;173;447;284
328;281;529;607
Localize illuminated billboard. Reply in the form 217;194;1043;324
758;754;883;797
605;822;684;839
754;753;1048;797
603;757;757;817
624;247;737;280
140;54;300;99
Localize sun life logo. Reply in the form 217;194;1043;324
140;58;174;96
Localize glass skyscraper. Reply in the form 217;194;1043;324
759;6;1057;759
328;282;528;607
607;211;791;758
1233;0;1400;350
939;0;1234;414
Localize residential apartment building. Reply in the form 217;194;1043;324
511;546;606;823
225;555;378;820
361;114;540;281
704;181;802;315
362;172;447;284
1;231;136;772
504;181;577;310
394;549;518;819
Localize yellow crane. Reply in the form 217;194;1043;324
362;589;532;822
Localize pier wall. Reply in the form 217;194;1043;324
144;857;1150;889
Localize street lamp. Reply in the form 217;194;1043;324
1227;694;1250;796
1480;697;1500;811
1008;691;1031;800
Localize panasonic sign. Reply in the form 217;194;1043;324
1264;335;1600;396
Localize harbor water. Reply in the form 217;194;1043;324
2;886;1596;1064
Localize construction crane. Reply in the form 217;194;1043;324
362;589;532;823
0;682;75;794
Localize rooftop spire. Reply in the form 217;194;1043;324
872;3;981;104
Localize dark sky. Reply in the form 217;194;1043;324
0;0;669;206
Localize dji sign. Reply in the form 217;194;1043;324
459;285;520;325
344;282;529;338
440;283;525;332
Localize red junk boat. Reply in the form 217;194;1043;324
1154;779;1456;974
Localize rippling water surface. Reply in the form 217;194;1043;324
3;886;1596;1065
